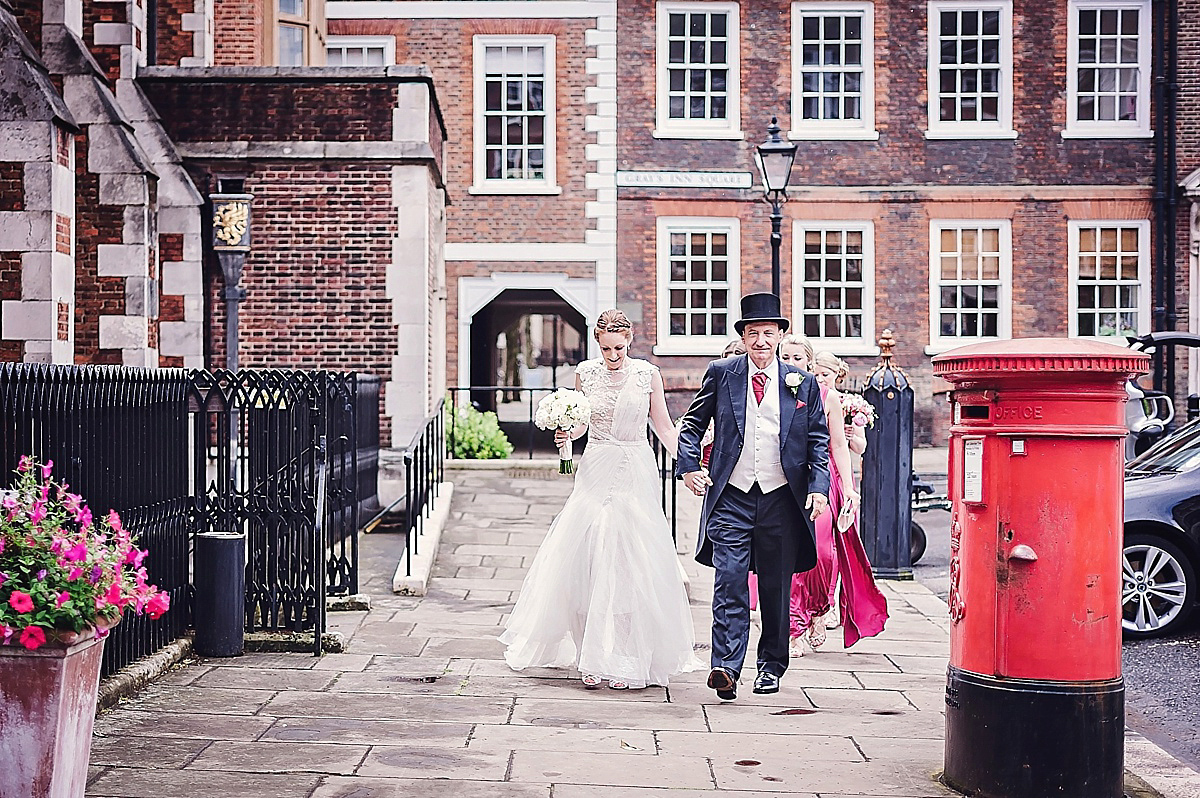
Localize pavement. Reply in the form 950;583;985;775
84;463;1200;797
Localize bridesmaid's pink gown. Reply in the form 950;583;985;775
750;386;889;648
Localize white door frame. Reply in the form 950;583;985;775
457;273;598;388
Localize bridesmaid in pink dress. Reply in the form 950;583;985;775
789;350;889;654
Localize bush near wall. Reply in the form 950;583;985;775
447;401;514;460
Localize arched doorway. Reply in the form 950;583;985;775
469;288;588;413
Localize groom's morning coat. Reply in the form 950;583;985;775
676;355;831;574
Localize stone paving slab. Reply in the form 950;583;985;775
87;468;1200;798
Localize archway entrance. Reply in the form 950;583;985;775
468;288;588;414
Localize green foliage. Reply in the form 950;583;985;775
447;401;514;460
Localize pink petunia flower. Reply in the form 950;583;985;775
0;623;11;643
19;625;46;650
123;548;147;568
29;500;47;525
64;540;88;562
55;591;71;608
17;455;31;472
0;572;7;589
145;591;171;620
8;591;34;614
40;460;53;480
67;567;83;581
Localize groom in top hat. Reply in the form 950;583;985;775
676;292;830;700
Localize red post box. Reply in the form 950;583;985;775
932;338;1149;798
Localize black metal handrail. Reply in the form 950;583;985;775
649;431;679;544
399;398;445;577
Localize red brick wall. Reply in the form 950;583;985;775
0;163;23;211
82;0;127;84
214;0;263;65
10;0;41;54
155;0;195;66
617;0;1154;185
72;129;127;365
1179;0;1200;178
141;79;400;142
201;161;399;445
329;17;597;245
0;252;21;362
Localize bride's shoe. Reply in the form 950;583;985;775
789;635;807;658
582;674;603;689
608;680;630;690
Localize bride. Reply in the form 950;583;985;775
500;309;702;690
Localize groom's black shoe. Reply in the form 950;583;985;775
752;671;780;694
707;667;737;701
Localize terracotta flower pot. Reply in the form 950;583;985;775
0;625;110;798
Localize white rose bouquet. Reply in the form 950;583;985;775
535;388;592;474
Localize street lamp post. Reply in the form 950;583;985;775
755;117;798;298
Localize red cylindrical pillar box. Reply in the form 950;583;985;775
932;338;1149;798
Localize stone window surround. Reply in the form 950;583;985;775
1063;0;1153;139
653;215;741;357
326;35;396;66
470;33;560;196
926;219;1013;354
1066;219;1151;339
925;0;1016;141
653;0;743;141
791;220;877;356
789;1;878;142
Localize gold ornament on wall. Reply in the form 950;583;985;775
213;201;250;249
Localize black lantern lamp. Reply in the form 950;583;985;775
754;117;797;297
210;189;253;371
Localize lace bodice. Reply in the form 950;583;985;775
575;358;657;443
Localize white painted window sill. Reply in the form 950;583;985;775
1061;128;1154;139
468;184;563;196
924;129;1019;141
924;339;1006;356
653;340;739;357
789;129;880;141
652;128;746;141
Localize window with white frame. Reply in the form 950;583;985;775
793;223;875;352
655;2;741;139
926;1;1014;138
1065;1;1151;137
790;3;876;140
655;218;741;354
326;36;394;66
472;36;558;194
1069;221;1149;337
929;221;1012;349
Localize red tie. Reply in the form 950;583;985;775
752;372;767;405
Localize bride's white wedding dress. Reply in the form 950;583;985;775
500;357;702;688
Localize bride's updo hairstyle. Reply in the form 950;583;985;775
594;309;634;342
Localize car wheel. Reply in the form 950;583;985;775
911;521;928;565
1122;533;1196;638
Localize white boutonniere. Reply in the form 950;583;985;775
783;371;806;408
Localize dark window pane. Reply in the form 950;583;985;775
805;258;821;281
941;11;957;36
690;40;706;63
825;315;841;337
846;16;862;40
692;288;708;308
805;287;821;309
670;289;686;308
805;316;820;336
962;285;979;308
711;260;727;281
710;96;726;119
486;117;502;145
981;96;999;120
711;235;727;255
1078;314;1095;335
690;13;707;36
941;286;957;309
669;13;685;36
711;40;727;64
982;10;1000;35
963;11;978;35
962;40;978;64
670;96;685;118
1080;10;1097;35
845;44;862;66
670;69;685;91
846;288;862;309
982;38;999;64
671;260;686;281
982;314;998;336
824;287;841;309
691;314;707;336
942;313;957;336
803;71;820;91
671;313;686;335
962;314;979;336
669;40;685;63
690;96;706;118
846;258;862;281
486;80;502;110
803;17;820;39
712;290;727;309
803;97;819;119
847;314;862;337
486;148;503;179
711;69;727;92
713;314;727;335
826;258;843;282
1079;39;1097;64
527;81;543;111
824;16;841;38
1121;9;1139;34
1100;9;1118;35
711;13;726;37
941;41;958;64
691;261;706;281
690;69;707;91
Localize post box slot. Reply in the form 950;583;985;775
960;405;990;420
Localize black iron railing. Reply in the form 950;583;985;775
649;431;679;544
396;398;445;577
0;363;192;677
1;364;379;672
447;386;555;459
355;375;382;520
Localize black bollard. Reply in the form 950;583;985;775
860;330;915;580
194;531;246;657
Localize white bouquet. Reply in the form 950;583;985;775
535;388;592;474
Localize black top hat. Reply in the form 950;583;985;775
734;292;790;334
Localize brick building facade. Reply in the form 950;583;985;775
327;0;1179;443
1;0;448;445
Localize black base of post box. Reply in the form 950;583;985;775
194;532;246;657
944;666;1123;798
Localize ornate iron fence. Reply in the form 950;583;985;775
1;364;376;673
0;363;193;677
